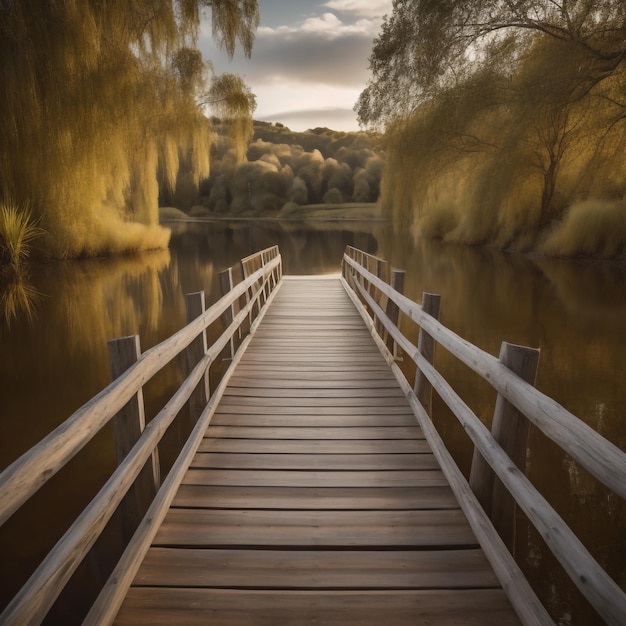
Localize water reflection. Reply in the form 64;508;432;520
374;231;625;624
0;277;41;328
0;219;624;625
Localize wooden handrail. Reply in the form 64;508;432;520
342;252;626;500
342;248;626;626
0;248;282;624
0;255;280;527
84;277;283;626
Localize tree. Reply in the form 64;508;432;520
203;74;257;163
357;0;626;254
357;0;626;128
0;0;259;258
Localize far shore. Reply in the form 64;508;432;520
159;203;386;223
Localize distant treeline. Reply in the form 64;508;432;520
162;122;384;216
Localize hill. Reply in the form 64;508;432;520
160;121;384;218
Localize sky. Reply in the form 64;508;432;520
198;0;393;132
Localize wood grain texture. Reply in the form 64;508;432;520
134;548;500;588
171;485;459;510
116;588;520;626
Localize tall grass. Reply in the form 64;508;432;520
0;201;44;275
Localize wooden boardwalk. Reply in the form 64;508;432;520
114;276;520;625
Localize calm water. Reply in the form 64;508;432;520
0;219;624;624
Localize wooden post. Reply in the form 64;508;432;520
373;260;388;336
185;292;210;423
469;342;540;550
241;260;254;328
108;335;159;542
413;292;441;415
219;267;236;356
260;251;270;303
385;268;405;357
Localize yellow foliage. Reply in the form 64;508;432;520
0;1;257;258
542;200;626;258
376;30;626;258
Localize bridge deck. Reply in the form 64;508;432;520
114;276;520;625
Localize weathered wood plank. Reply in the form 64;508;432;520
134;548;500;588
210;413;418;427
221;387;409;398
216;396;411;407
115;588;520;626
189;453;438;470
213;404;416;415
229;362;389;372
203;426;425;440
198;438;430;454
171;485;459;510
153;509;478;547
181;469;448;488
226;369;397;379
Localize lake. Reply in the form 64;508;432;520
1;218;624;624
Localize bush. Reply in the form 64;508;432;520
0;200;44;275
323;188;343;204
541;199;626;258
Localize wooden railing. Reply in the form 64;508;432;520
0;246;282;625
341;245;626;626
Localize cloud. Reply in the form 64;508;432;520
261;107;361;132
323;0;393;19
242;32;374;86
259;11;382;39
200;15;376;87
197;1;392;131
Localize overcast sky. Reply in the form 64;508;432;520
198;0;392;132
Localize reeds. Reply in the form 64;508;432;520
0;200;44;276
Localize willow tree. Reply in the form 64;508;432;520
357;0;626;127
203;73;258;163
357;0;626;253
0;0;259;258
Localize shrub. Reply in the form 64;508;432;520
0;200;44;275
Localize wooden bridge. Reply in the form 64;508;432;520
1;246;625;625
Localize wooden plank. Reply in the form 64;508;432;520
134;548;500;588
153;509;478;547
222;387;409;398
198;438;430;454
171;485;460;510
203;426;425;440
226;373;399;382
211;413;418;427
216;397;411;407
115;588;521;626
189;452;439;470
180;469;449;488
229;362;389;372
213;404;416;415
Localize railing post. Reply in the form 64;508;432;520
373;259;389;336
219;267;236;357
185;292;210;423
469;341;540;550
241;259;254;328
413;292;441;415
108;335;160;542
385;268;405;357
